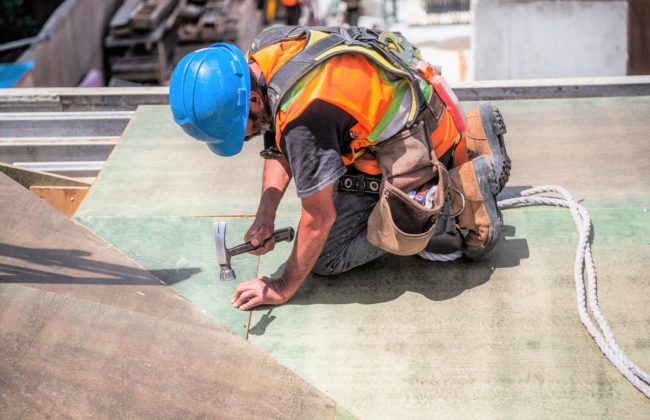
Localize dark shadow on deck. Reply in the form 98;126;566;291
0;243;201;286
261;225;528;307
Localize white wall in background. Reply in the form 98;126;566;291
473;0;628;80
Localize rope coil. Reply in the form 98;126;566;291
498;186;650;398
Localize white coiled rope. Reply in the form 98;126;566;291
498;185;650;398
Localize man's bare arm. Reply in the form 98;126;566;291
231;184;337;310
245;156;292;255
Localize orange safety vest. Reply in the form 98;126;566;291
248;27;468;175
281;0;299;6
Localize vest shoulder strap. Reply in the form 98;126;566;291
250;25;306;53
253;26;427;128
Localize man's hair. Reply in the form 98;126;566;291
246;69;271;139
250;71;265;96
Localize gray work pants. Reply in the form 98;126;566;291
312;190;386;276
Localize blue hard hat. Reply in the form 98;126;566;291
169;43;251;157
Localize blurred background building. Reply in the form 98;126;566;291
0;0;648;87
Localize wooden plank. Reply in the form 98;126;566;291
29;185;89;218
0;284;338;419
0;172;205;325
105;16;168;48
111;56;160;73
0;172;339;418
131;2;159;29
110;0;143;32
0;162;90;189
131;0;178;30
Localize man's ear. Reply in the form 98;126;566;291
250;90;265;114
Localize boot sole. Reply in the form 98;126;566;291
479;102;511;193
463;156;502;260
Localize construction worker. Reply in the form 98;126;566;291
169;26;510;311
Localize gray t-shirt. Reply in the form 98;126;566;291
280;100;357;198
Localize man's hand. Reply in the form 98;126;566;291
233;184;336;312
244;218;276;256
231;277;294;311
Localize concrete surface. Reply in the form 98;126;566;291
75;100;650;417
473;0;628;80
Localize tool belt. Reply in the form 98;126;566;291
337;173;381;195
366;115;453;256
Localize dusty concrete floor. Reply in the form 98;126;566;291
75;99;650;418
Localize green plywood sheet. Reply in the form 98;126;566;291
76;97;650;416
75;105;300;219
335;405;360;420
469;96;650;207
250;210;650;418
75;216;259;336
245;96;650;416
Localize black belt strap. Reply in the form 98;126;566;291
338;174;381;195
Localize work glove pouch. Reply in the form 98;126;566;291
367;122;450;256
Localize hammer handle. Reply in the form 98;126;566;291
229;227;295;257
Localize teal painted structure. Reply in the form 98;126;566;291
0;61;34;88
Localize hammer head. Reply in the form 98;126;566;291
213;221;236;281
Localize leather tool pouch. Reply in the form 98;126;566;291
372;122;433;192
367;122;450;255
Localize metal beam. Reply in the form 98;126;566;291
0;87;168;112
452;76;650;100
0;111;132;137
12;161;104;178
1;76;650;112
0;137;118;163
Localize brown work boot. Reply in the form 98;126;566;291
464;102;510;193
449;156;502;260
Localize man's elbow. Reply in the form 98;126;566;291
300;184;337;235
303;206;336;235
319;210;337;231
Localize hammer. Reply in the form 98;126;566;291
213;221;295;281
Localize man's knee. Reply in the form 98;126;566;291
312;238;385;277
312;254;346;276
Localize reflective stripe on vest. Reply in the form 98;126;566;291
251;27;427;131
